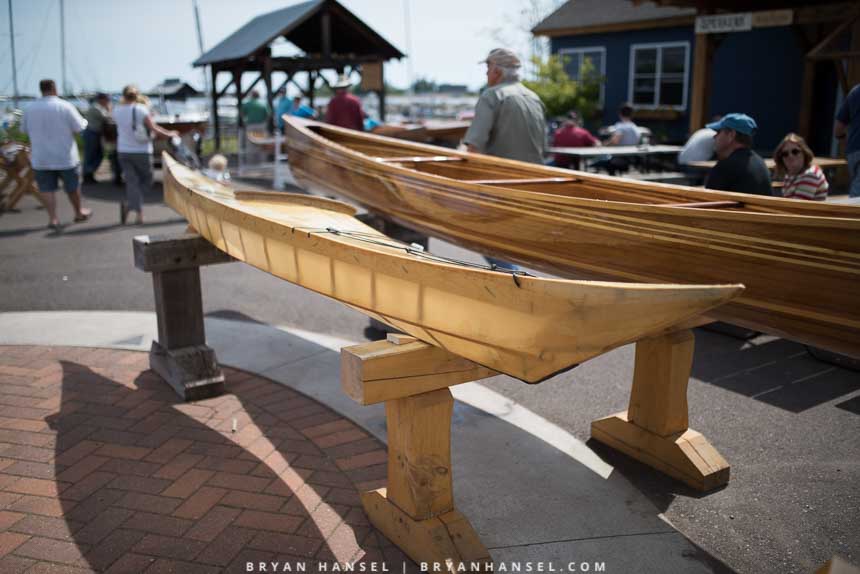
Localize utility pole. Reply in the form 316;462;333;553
60;0;68;95
8;0;19;108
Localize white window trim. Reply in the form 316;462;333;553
627;41;690;111
558;46;606;107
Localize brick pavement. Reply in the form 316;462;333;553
0;346;415;573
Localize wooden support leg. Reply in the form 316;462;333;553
343;336;493;571
591;329;730;491
133;234;234;401
149;266;224;401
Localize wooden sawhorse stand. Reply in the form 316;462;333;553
0;147;47;212
342;334;496;571
133;233;234;401
342;327;729;568
591;328;729;491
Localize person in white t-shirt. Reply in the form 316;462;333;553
113;84;177;225
678;118;719;185
592;103;640;175
606;103;640;147
21;78;92;230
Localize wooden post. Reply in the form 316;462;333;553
234;69;244;130
307;71;316;108
850;18;860;88
211;67;220;151
262;48;274;135
591;329;730;492
342;335;494;571
133;233;234;401
689;33;713;134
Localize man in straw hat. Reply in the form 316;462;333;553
325;74;365;131
463;48;546;164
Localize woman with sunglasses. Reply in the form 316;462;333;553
773;133;829;201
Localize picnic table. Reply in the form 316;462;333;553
686;156;847;171
549;144;684;172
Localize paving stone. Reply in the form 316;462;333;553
0;348;393;574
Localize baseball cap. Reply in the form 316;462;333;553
706;113;757;135
480;48;521;68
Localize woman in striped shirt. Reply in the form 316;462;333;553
773;133;829;201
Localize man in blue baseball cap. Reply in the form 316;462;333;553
704;113;772;196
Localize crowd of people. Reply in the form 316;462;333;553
20;79;179;229
17;55;859;230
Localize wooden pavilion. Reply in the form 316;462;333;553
193;0;404;149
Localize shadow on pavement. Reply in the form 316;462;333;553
44;356;404;571
54;218;188;237
690;328;860;413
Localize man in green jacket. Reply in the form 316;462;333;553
463;48;546;165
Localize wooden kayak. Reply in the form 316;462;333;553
162;153;742;383
282;116;860;359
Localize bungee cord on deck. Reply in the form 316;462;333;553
289;226;534;285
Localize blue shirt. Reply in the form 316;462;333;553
275;98;292;130
836;84;860;154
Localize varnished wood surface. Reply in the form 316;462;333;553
283;117;860;359
162;153;742;383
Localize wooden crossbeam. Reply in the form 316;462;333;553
341;334;496;405
376;156;465;164
467;177;581;185
662;200;742;209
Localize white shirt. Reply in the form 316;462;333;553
113;103;153;154
678;128;716;165
21;96;87;170
611;119;640;146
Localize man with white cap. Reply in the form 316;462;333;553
463;48;546;164
325;74;365;131
704;113;772;196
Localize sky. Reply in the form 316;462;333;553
0;0;563;97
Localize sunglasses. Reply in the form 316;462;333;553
780;148;802;159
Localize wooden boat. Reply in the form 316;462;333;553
423;120;470;145
370;123;429;142
282;116;860;359
247;131;286;154
371;121;470;146
152;112;209;135
162;153;742;383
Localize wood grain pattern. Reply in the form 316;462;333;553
283;117;860;359
162;153;742;383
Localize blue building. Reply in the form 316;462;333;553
533;0;856;154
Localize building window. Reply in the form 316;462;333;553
628;42;689;110
558;47;605;106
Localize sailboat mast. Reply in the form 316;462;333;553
193;0;209;94
8;0;19;108
60;0;67;95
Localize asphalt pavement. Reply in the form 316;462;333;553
1;172;858;574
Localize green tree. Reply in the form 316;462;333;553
523;54;602;120
411;77;437;94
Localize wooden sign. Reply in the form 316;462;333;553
752;10;793;28
696;10;793;34
361;62;383;91
695;13;751;34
